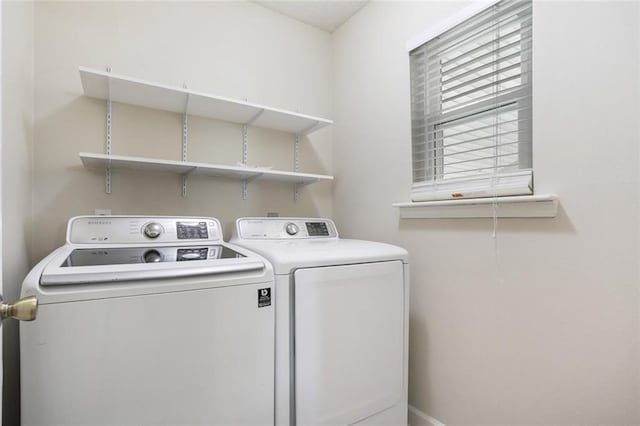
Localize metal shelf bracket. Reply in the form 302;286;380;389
105;67;112;194
242;124;249;200
247;109;264;126
294;134;300;202
181;85;190;197
240;109;264;200
294;180;320;202
297;120;320;136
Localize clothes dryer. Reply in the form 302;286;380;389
231;217;409;426
21;216;275;425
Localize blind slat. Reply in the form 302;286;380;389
435;116;527;139
434;19;529;67
441;73;523;104
412;139;528;169
426;89;531;125
433;128;529;149
441;62;523;96
439;48;529;86
425;1;532;60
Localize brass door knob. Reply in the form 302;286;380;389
0;296;38;322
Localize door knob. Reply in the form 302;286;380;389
0;296;38;322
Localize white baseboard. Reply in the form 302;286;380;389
408;405;445;426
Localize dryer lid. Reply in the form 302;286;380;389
230;238;408;274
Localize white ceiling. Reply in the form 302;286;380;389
255;1;369;33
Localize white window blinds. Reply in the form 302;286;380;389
409;0;532;202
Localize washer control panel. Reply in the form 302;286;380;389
235;218;338;240
176;221;209;240
67;216;222;244
176;247;210;261
305;221;329;236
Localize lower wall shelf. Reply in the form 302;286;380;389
80;152;333;187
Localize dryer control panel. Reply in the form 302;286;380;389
67;216;222;244
234;218;338;240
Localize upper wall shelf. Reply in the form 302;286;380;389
79;67;333;135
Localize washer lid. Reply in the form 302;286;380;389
229;238;408;274
60;245;244;267
40;244;265;285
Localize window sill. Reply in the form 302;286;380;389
392;194;558;219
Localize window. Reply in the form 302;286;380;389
409;0;532;202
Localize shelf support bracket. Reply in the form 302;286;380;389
181;86;190;197
294;179;320;202
181;112;188;197
294;182;301;202
240;109;263;200
242;124;249;200
294;134;300;173
245;173;263;184
105;66;112;194
297;120;320;137
246;109;264;126
181;166;197;179
295;178;318;189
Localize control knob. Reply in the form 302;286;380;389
143;250;162;263
143;222;163;239
285;223;299;236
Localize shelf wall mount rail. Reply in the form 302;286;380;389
241;109;264;200
182;85;190;197
293;121;318;202
294;133;300;202
105;67;112;194
242;124;249;200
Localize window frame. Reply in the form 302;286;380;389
407;0;533;202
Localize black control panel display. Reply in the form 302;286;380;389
177;222;208;240
306;222;329;236
177;248;209;261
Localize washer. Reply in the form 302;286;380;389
20;216;275;425
231;217;409;426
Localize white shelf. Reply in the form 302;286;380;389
80;153;334;186
79;67;332;135
393;194;558;219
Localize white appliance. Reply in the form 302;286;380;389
20;216;275;425
230;217;409;426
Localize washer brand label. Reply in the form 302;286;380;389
258;288;271;308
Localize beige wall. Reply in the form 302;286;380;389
33;1;333;263
2;1;34;424
332;1;640;424
5;0;640;424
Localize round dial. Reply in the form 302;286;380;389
143;249;162;263
143;222;163;239
285;223;299;236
